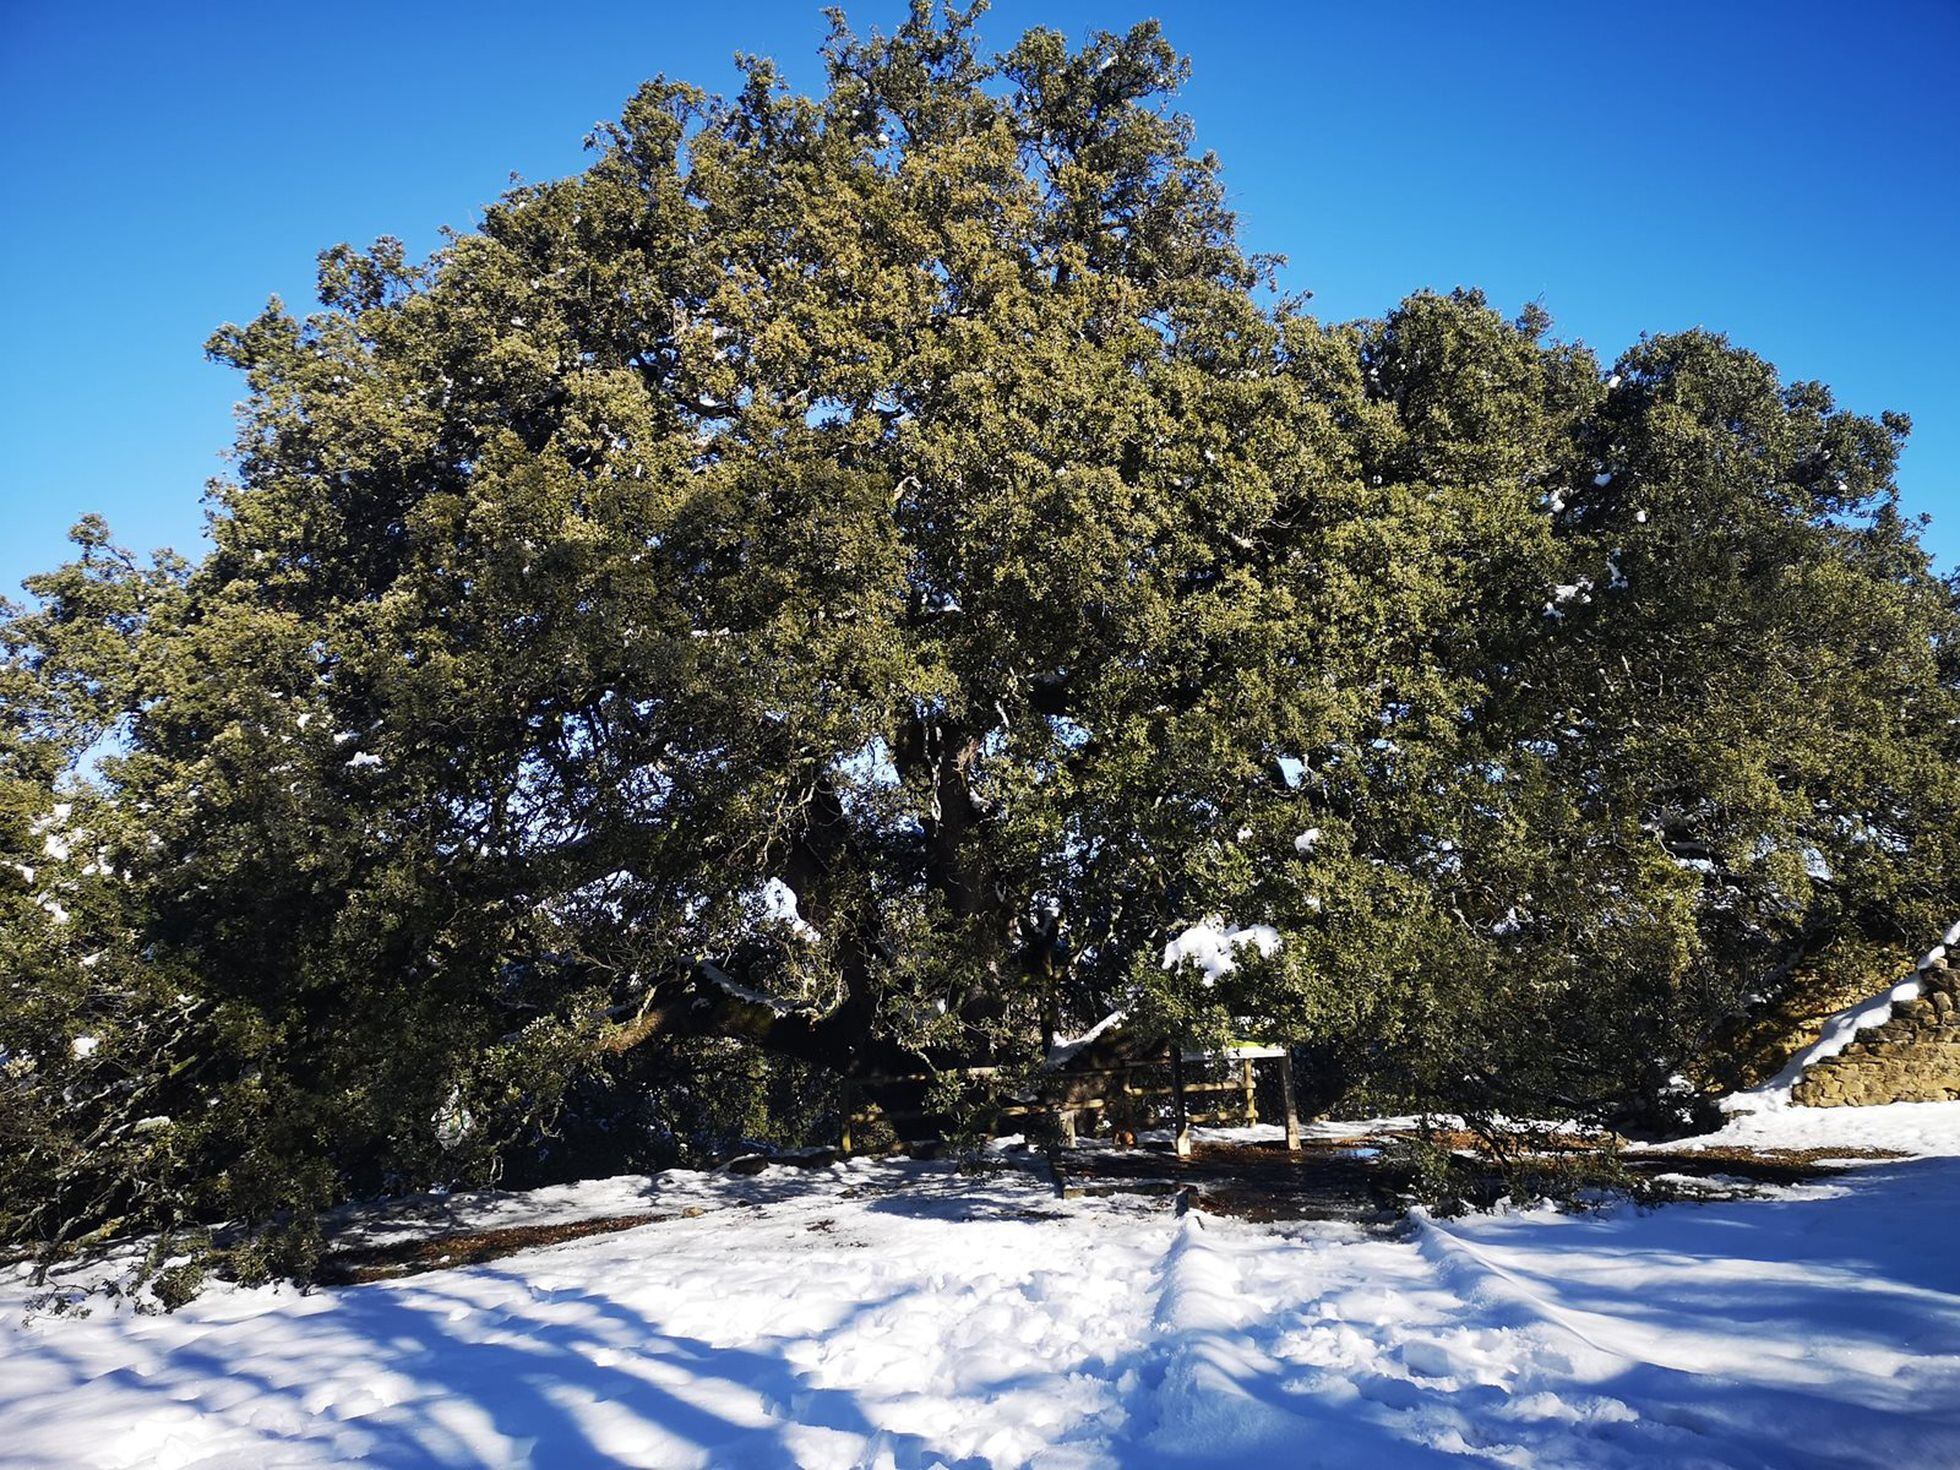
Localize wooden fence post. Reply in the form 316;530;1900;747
1279;1050;1302;1153
1169;1045;1192;1158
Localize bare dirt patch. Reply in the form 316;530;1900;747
1625;1144;1908;1188
1053;1138;1399;1224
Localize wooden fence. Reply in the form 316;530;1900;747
839;1043;1302;1157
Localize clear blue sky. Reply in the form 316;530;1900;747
4;0;1956;599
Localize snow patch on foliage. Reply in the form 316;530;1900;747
1161;920;1280;986
432;1087;474;1149
759;879;820;942
699;962;798;1015
1047;1008;1127;1067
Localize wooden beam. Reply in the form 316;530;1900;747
1161;1078;1247;1096
1187;1107;1255;1125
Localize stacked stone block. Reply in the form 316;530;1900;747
1791;949;1960;1107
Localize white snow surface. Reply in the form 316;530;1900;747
1644;1097;1960;1159
8;1112;1960;1468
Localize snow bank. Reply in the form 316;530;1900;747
1143;1216;1308;1457
1152;1216;1244;1335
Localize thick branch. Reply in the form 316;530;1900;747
599;958;916;1076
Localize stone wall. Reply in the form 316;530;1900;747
1791;949;1960;1107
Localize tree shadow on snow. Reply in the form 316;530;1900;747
15;1157;1960;1468
18;1268;987;1469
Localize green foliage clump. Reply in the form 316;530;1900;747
1385;1121;1677;1218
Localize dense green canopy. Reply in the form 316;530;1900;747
4;3;1956;1258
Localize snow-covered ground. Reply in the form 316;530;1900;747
1641;1095;1960;1159
7;1109;1960;1468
